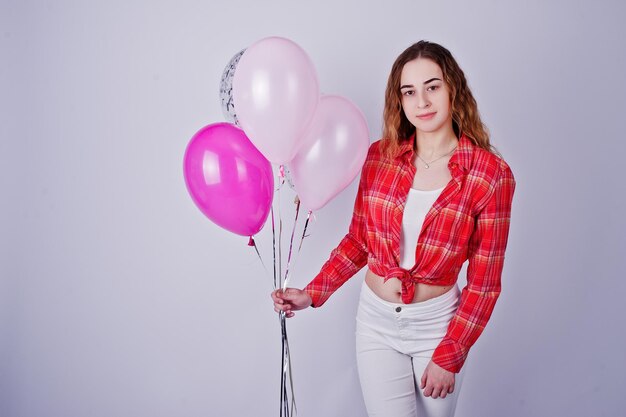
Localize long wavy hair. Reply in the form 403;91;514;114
381;40;499;158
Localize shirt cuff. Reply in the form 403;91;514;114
431;336;471;374
303;285;319;308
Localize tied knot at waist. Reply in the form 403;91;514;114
384;267;419;304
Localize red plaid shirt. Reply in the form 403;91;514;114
303;132;516;373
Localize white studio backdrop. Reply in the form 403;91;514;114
2;1;625;416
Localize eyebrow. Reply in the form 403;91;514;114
400;78;442;89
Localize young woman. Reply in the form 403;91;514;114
271;40;516;417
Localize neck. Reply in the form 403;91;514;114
414;124;458;158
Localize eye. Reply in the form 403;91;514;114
427;85;440;92
402;90;414;96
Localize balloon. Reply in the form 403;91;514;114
219;48;246;126
183;122;274;236
232;36;320;164
289;95;370;211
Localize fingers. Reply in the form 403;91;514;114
271;290;290;306
420;360;455;399
271;289;287;302
431;383;448;399
271;289;296;318
272;305;295;318
273;301;292;312
272;289;293;302
270;288;308;318
422;382;454;399
423;383;449;399
421;376;454;399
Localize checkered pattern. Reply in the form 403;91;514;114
303;133;516;373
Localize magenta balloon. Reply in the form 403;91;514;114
183;122;274;236
232;36;320;164
290;95;370;211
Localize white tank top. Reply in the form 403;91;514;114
399;186;445;270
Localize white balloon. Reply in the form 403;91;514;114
290;95;370;211
232;37;320;164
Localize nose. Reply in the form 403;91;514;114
417;92;430;109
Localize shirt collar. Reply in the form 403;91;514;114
394;132;474;173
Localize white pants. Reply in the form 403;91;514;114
355;280;467;417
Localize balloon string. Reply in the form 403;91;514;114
271;205;278;290
279;200;306;417
280;311;297;417
283;207;314;286
280;312;286;417
279;165;298;416
248;236;270;279
281;198;301;291
277;168;284;290
285;315;297;416
246;165;298;416
298;210;313;253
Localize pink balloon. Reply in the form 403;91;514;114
290;95;370;211
183;122;274;236
232;36;320;164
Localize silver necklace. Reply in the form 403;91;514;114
416;144;457;169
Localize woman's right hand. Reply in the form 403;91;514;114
271;288;313;318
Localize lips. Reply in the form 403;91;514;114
417;112;436;120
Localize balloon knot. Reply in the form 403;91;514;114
248;236;255;246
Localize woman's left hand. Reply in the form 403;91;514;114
420;360;455;399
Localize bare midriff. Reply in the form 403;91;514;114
365;268;454;303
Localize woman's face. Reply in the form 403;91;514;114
400;58;453;135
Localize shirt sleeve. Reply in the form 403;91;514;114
431;163;516;373
303;163;370;308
